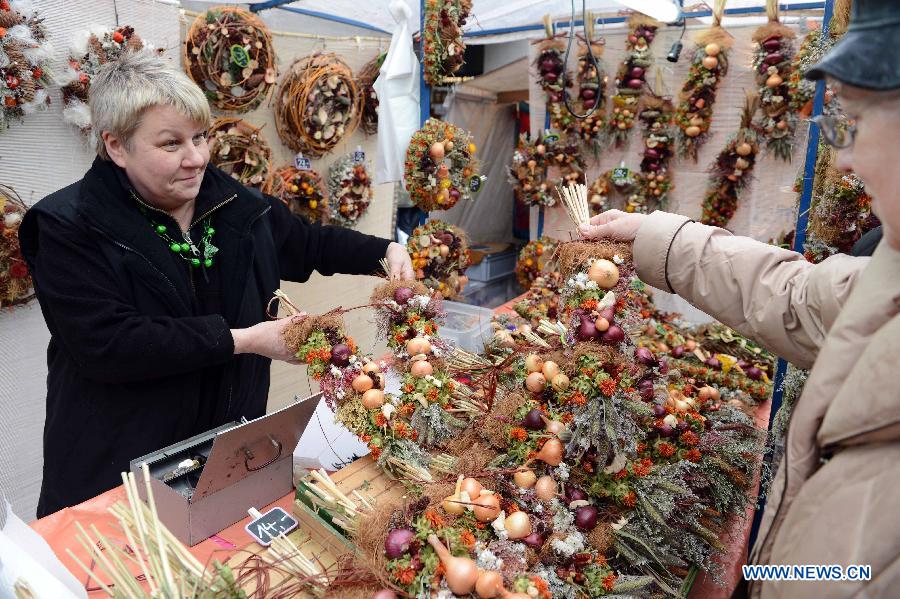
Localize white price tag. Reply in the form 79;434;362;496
294;153;311;171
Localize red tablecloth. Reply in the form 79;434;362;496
30;294;769;597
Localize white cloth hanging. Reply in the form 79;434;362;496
374;0;421;184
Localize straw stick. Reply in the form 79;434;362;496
141;462;177;591
120;472;158;595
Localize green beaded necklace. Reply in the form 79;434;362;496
138;206;219;269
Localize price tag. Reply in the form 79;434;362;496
542;132;560;145
353;146;365;163
245;506;298;546
230;44;250;68
468;175;485;194
294;153;311;171
611;166;632;187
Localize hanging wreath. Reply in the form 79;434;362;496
533;36;576;134
788;28;829;118
404;117;481;212
407;220;470;299
275;53;362;158
263;165;329;223
547;133;586;187
327;154;373;227
508;134;551;207
515;237;557;290
674;2;732;160
0;183;33;307
701;94;760;227
357;52;385;136
0;2;52;134
607;16;659;146
61;25;145;134
423;0;471;86
575;38;607;154
183;7;276;113
587;166;639;216
207;117;271;188
632;95;675;213
751;1;797;162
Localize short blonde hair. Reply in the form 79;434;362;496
90;51;211;160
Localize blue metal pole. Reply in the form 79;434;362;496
748;0;834;552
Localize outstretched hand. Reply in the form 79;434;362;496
385;241;415;280
232;313;308;363
578;210;647;242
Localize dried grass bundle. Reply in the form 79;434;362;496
556;239;633;281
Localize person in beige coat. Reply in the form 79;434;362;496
580;3;900;597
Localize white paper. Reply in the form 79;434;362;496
0;500;87;599
374;0;421;185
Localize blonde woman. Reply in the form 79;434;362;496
19;51;413;517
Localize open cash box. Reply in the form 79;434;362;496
130;393;320;546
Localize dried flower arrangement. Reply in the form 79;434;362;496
607;16;659;147
423;0;472;85
406;219;471;299
515;237;558;290
327;154;374;227
0;183;32;307
263;164;329;224
207;117;271;188
0;0;52;134
405;118;481;212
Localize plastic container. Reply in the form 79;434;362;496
461;274;523;309
439;300;494;354
466;249;517;282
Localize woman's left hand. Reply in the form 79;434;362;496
385;242;415;280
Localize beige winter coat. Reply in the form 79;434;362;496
632;212;900;598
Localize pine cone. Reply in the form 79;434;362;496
0;9;23;29
126;33;144;52
18;76;35;103
88;35;108;64
4;42;26;69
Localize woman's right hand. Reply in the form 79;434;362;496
578;210;647;241
232;314;307;363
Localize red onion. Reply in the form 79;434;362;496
521;531;545;549
629;66;645;79
574;505;598;532
628;35;638;43
523;408;545;430
449;189;461;201
331;343;352;367
544;71;558;83
764;53;784;65
645;148;660;160
393;287;414;304
658;359;669;375
672;345;686;358
582;98;596;109
384;528;416;559
565;486;588;503
676;420;689;432
706;357;722;370
540;58;557;72
601;325;625;345
598;307;615;323
652;404;666;417
746;366;764;381
577;318;598;341
627;78;644;90
658;424;675;437
736;359;749;370
635;347;656;365
581;88;596;100
763;37;782;51
372;591;398;599
646;161;660;172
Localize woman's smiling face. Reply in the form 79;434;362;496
103;104;210;210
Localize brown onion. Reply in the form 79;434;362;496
551;373;570;392
371;590;398;599
504;511;532;540
473;493;501;522
531;438;564;466
534;476;557;500
587;259;620;288
513;468;537;489
475;570;503;598
541;360;560;381
525;372;546;393
410;360;434;378
352;374;374;393
541;415;566;436
524;354;543;374
427;534;478;595
362;389;385;409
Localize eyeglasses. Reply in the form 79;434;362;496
810;114;857;149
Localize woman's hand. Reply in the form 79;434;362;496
385;241;415;280
578;210;647;242
232;314;307;363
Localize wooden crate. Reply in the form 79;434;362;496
292;456;408;559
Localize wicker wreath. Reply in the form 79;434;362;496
357;52;384;136
404;117;481;212
515;237;558;290
0;184;34;307
263;165;329;224
406;220;471;299
0;3;52;134
274;53;362;157
327;154;374;227
61;26;145;134
208;117;272;188
183;7;276;113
